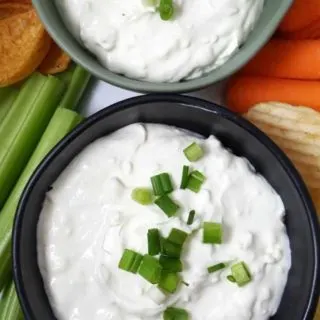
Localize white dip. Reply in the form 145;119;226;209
55;0;264;82
37;124;291;320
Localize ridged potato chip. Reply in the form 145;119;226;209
0;9;51;87
246;103;320;320
39;41;71;74
245;102;320;214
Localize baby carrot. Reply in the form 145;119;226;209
280;19;320;40
240;39;320;80
226;76;320;114
278;0;320;33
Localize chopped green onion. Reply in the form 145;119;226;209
159;271;181;293
227;275;236;283
207;262;227;274
158;0;174;21
155;195;180;217
203;222;223;244
187;210;196;225
231;262;252;287
159;256;183;272
131;254;144;273
148;229;161;256
138;255;162;284
118;249;136;271
118;249;143;274
142;0;157;7
186;170;206;193
132;188;153;205
168;228;188;246
180;165;190;189
161;239;182;258
163;307;189;320
159;236;165;253
151;173;173;196
183;142;204;162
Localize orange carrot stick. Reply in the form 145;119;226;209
279;18;320;40
226;76;320;114
239;39;320;80
278;0;320;33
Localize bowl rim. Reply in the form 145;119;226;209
13;94;320;319
32;0;293;93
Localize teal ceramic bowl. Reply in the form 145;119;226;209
32;0;292;93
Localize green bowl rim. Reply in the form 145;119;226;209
32;0;293;93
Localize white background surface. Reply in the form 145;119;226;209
80;79;227;117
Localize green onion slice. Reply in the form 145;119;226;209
158;0;174;21
203;222;223;244
131;255;144;273
187;210;196;225
160;236;165;253
131;187;153;205
168;228;188;246
227;275;236;283
163;307;189;320
138;255;163;284
142;0;157;6
159;255;183;272
180;165;189;189
151;173;173;196
159;271;181;293
148;228;161;256
161;239;182;258
231;262;252;287
207;262;227;274
186;170;206;193
183;142;204;162
118;249;143;274
155;195;180;217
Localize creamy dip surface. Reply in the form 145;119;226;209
55;0;264;82
37;124;291;320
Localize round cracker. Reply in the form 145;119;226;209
0;3;31;19
0;0;31;3
39;41;71;74
0;9;51;87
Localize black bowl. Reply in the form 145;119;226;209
13;95;320;320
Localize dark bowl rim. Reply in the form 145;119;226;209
32;0;293;93
13;94;320;319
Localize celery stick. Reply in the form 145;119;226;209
0;283;6;315
0;280;23;320
58;65;91;110
56;63;76;86
0;73;46;158
0;88;18;125
0;279;11;315
0;108;84;289
0;75;65;208
0;248;11;295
